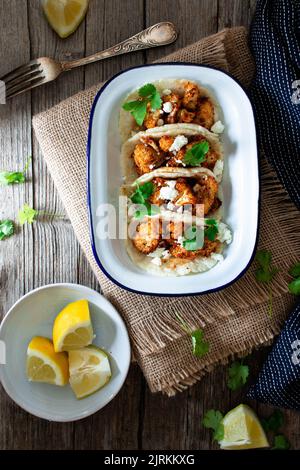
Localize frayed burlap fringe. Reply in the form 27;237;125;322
32;27;300;394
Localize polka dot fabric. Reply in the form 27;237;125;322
250;0;300;208
248;301;300;409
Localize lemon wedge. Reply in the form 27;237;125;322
68;346;112;399
219;404;269;450
26;336;69;386
53;299;94;352
42;0;89;38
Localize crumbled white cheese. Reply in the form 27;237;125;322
169;135;188;154
147;248;165;258
161;250;171;260
167;201;175;211
177;235;184;246
177;206;183;213
147;247;170;262
213;159;224;183
149;164;155;169
175;158;186;167
163;101;173;113
151;257;162;266
211;120;225;134
217;222;232;244
157;118;164;126
159;180;178;201
162;88;172;96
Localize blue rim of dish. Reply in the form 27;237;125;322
87;62;261;297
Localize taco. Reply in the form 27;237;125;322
123;167;232;277
120;79;223;142
121;123;224;185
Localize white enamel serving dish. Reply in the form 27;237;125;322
87;64;259;296
0;284;131;421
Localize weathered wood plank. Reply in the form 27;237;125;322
141;0;219;450
145;0;218;64
73;0;145;450
0;0;33;450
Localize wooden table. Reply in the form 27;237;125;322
0;0;299;450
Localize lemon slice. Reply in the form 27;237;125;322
53;299;94;352
219;404;269;450
42;0;89;38
26;336;69;386
68;346;112;399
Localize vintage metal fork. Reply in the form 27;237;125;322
1;22;177;100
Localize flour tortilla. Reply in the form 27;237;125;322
121;123;223;184
124;166;227;277
119;78;219;142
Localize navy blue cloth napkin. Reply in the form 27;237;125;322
248;0;300;409
250;0;300;208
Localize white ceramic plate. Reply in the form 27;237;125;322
0;284;131;422
87;64;259;296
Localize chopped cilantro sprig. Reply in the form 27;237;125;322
175;312;209;358
183;141;209;166
122;83;162;126
0;156;31;186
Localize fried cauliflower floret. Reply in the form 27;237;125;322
169;238;220;259
162;220;185;243
193;175;219;215
132;219;161;254
182;81;200;111
148;178;166;206
173;179;197;207
197;97;214;129
163;93;181;124
143;104;161;129
158;135;175;152
178;108;196;123
132;139;165;175
202;149;218;170
149;178;196;208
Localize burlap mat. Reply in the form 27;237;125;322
33;27;300;395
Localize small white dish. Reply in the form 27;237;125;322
87;63;259;295
0;283;131;422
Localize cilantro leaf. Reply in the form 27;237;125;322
191;329;209;357
227;361;249;391
138;83;157;97
0;171;25;185
288;278;300;295
175;313;209;358
130;182;155;205
18;204;38;225
122;83;162;125
0;156;31;186
150;91;162;111
255;250;279;283
261;410;284;433
134;202;160;219
0;220;14;240
202;410;224;442
122;100;147;126
182;225;204;251
204;219;218;241
273;434;290;450
183;141;209;166
289;262;300;278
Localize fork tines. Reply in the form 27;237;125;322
1;60;45;100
